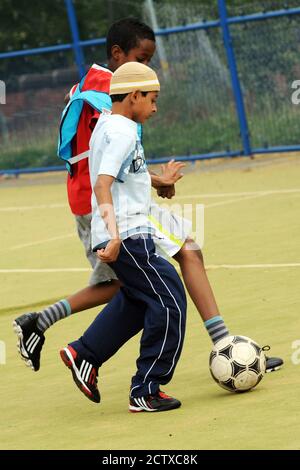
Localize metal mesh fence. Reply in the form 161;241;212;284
232;13;300;149
227;0;300;16
0;51;77;170
1;0;300;171
142;2;240;158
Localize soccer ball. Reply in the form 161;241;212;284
209;335;266;393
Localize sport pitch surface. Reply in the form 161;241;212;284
0;154;299;450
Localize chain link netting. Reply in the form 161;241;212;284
232;12;300;149
142;1;240;158
1;0;300;170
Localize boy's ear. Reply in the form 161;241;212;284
131;90;141;103
111;44;125;62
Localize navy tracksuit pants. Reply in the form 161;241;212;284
71;234;187;398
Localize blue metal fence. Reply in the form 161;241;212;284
1;0;300;175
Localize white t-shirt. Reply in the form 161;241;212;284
89;113;153;249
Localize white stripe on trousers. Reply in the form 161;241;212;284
142;235;183;377
122;241;169;396
122;235;182;395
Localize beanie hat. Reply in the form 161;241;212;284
109;62;160;95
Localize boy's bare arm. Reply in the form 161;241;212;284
94;175;121;263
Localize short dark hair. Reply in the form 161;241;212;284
106;17;155;59
111;91;148;103
111;93;129;103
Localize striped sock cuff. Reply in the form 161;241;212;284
36;300;72;333
204;315;229;345
61;299;72;316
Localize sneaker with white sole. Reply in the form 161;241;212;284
265;356;284;373
13;313;45;371
60;345;100;403
262;345;284;373
129;390;181;413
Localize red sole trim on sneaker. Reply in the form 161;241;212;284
60;349;72;368
59;348;99;402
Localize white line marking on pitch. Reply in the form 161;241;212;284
6;195;267;251
206;263;300;269
0;203;68;212
1;263;300;273
205;193;269;209
3;188;300;251
175;188;300;200
4;191;298;251
9;233;76;250
180;192;272;212
0;268;91;273
1;189;299;211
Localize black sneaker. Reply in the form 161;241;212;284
266;356;284;373
60;345;100;403
262;345;284;373
129;390;181;413
13;313;45;371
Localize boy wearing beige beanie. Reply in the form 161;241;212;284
60;62;187;413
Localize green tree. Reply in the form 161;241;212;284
0;0;143;78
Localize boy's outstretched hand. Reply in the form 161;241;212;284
150;159;185;199
159;159;185;187
97;239;121;263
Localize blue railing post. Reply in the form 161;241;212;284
218;0;252;156
64;0;86;78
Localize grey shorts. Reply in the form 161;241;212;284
75;203;192;285
75;213;118;285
